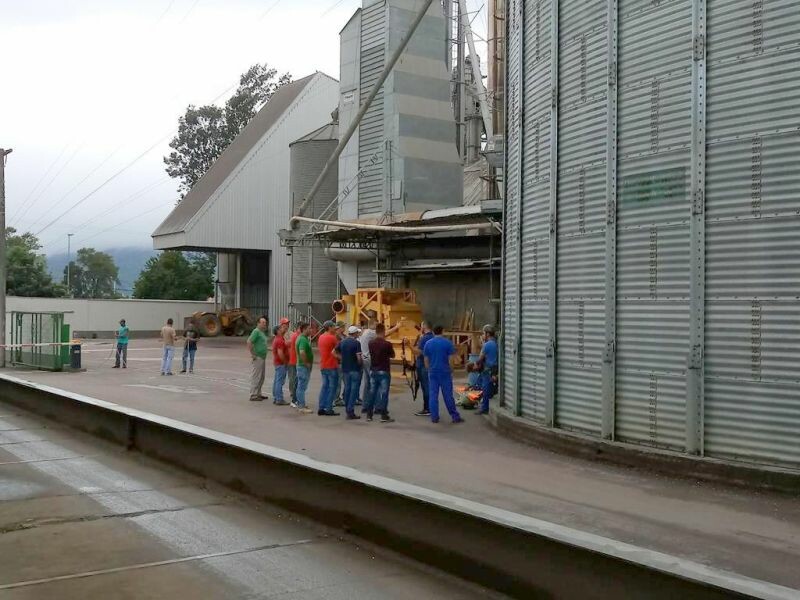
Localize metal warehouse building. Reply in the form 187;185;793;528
152;73;339;324
501;0;799;468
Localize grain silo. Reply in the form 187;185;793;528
501;0;799;469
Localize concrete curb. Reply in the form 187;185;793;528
490;408;800;495
0;373;795;600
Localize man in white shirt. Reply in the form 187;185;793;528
358;316;378;405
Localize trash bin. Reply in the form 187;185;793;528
69;343;82;370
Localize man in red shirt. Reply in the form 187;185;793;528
287;322;302;407
271;318;290;405
317;320;340;416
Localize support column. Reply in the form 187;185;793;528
513;0;525;417
601;0;619;439
544;0;559;427
686;0;707;454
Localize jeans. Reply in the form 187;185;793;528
479;369;495;413
428;371;461;422
161;346;175;374
182;346;196;371
318;369;339;413
249;357;266;399
361;358;371;402
342;370;361;416
417;362;430;412
115;343;128;368
364;371;390;416
272;364;287;403
296;365;310;408
287;365;297;402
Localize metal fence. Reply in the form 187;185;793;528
10;312;67;371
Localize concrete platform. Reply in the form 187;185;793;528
0;402;502;599
8;337;800;591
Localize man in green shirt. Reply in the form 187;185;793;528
113;319;129;369
293;322;314;414
247;316;269;401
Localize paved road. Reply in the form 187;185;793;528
10;337;800;590
0;401;502;599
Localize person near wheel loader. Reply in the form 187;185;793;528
271;318;290;405
294;322;314;414
423;325;463;424
180;323;199;374
247;317;269;401
476;325;499;415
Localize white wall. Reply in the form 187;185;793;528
7;297;215;337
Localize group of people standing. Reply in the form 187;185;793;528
112;318;199;375
248;314;499;424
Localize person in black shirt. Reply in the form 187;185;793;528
181;324;199;374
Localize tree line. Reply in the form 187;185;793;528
6;227;214;300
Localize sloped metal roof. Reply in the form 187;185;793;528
153;73;329;238
290;121;339;145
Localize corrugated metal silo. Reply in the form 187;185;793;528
290;123;340;320
502;0;800;468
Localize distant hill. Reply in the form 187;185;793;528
47;247;158;297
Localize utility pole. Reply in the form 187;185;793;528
66;233;74;297
0;148;13;368
456;1;466;161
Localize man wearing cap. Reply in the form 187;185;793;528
411;321;434;416
271;318;290;405
112;319;129;369
287;322;301;406
334;325;363;419
294;322;314;414
476;325;499;415
334;321;347;407
247;316;269;401
317;321;340;416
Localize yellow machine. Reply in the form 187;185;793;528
332;288;422;364
189;308;255;337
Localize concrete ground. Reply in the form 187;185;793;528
8;337;800;590
0;401;503;599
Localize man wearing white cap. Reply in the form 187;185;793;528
334;325;363;419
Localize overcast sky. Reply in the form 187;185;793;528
1;0;488;256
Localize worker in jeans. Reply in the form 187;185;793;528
476;325;499;415
271;318;290;405
423;325;463;424
364;323;395;423
180;323;199;373
160;318;177;376
287;322;301;405
334;325;363;420
317;321;340;416
294;322;314;414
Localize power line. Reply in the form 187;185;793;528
11;144;83;228
11;142;70;223
25;146;123;232
179;0;201;24
33;134;172;239
155;0;176;24
320;0;349;18
259;0;282;20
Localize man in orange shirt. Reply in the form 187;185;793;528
317;320;340;416
287;322;302;407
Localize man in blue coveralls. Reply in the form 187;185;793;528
423;325;463;424
412;322;434;416
476;325;498;415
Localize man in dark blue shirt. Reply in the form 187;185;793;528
334;326;363;419
422;325;463;424
412;322;434;416
477;325;499;415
